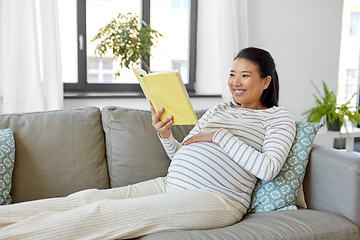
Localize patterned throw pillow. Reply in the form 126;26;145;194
247;122;322;213
0;129;15;205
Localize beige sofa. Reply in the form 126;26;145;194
1;106;359;239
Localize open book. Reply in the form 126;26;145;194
133;67;198;125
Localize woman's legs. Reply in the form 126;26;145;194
0;177;167;227
0;187;244;240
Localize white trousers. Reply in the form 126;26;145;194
0;177;245;240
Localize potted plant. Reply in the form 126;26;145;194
91;13;162;77
302;81;360;136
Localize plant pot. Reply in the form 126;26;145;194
327;116;342;131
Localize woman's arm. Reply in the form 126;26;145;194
212;111;296;181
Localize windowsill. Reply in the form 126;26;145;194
64;92;222;99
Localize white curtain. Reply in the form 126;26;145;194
196;0;248;101
217;0;249;102
0;0;63;114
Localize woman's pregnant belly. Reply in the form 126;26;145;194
166;142;256;206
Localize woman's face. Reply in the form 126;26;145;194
228;58;271;109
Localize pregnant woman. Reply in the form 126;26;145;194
0;47;295;240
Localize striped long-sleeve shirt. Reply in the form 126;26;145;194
160;102;296;212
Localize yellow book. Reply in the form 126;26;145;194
133;67;198;125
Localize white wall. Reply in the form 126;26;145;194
247;0;343;121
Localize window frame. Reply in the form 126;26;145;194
64;0;197;94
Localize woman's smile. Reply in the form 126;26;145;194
233;89;246;96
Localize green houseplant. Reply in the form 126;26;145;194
91;13;162;76
302;81;360;136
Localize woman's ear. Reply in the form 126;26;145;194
263;76;272;89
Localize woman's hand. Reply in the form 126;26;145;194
182;129;218;145
150;102;173;139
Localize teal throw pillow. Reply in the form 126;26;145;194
247;122;322;213
0;129;15;205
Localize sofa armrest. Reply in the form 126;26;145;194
303;144;360;229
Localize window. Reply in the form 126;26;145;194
350;12;360;38
87;57;114;83
346;69;357;99
58;0;197;94
172;0;189;10
338;1;360;107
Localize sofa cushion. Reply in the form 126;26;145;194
138;209;359;240
248;122;322;213
0;107;109;203
0;129;15;205
102;106;206;188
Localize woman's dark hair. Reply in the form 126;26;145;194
234;47;279;108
